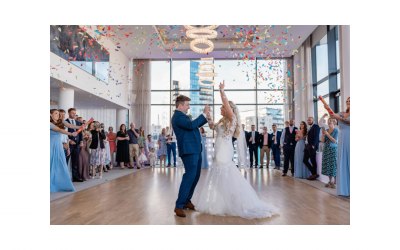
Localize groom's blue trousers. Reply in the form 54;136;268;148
175;153;202;209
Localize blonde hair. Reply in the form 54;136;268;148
217;101;241;138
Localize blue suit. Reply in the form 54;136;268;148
171;110;207;209
271;130;282;168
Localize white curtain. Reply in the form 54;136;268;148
76;108;117;130
339;25;350;108
284;58;294;121
131;59;151;135
293;36;313;122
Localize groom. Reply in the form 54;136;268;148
171;95;210;217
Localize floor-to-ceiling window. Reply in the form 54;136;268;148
150;58;289;138
312;25;341;121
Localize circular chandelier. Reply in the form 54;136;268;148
185;25;218;54
190;39;214;54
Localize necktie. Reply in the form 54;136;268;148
274;132;277;144
252;131;255;144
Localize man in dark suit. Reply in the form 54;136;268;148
282;119;298;176
246;124;259;168
271;124;282;170
171;95;209;218
65;108;83;182
259;126;272;168
303;117;321;180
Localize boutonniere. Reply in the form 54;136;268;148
187;114;193;120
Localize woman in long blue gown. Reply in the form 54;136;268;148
294;121;310;178
50;109;76;192
328;97;350;197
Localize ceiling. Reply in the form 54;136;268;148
50;77;126;109
91;25;317;59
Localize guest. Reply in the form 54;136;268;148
65;108;83;182
246;124;259;168
321;118;339;189
146;134;155;151
148;148;157;168
280;121;290;147
318;114;329;152
303;117;321;180
294;121;310;179
158;128;168;167
58;109;70;159
138;148;148;168
79;131;91;181
271;124;282;170
100;123;110;172
330;97;350;196
89;121;106;179
282;119;298;176
127;123;141;169
107;126;117;168
259;126;272;168
50;109;76;192
138;127;146;150
116;124;130;169
103;139;111;172
200;127;209;168
166;127;177;167
77;116;83;124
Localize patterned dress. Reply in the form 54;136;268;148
158;134;167;156
321;128;338;177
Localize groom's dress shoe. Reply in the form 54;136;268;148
184;201;196;210
174;208;186;217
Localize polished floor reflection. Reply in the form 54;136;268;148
50;167;350;225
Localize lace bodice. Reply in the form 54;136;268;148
215;114;237;141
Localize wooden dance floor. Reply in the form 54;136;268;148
50;167;350;225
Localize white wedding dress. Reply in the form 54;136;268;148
195;115;277;219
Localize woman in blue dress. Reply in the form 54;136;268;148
321;118;339;189
294;121;310;178
158;128;168;167
50;109;79;192
200;127;209;168
328;97;350;197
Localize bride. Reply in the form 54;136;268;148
195;81;277;219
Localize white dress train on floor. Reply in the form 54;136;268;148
195;115;277;219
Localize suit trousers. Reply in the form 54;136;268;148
175;153;202;209
303;144;317;175
249;143;259;167
283;145;295;174
260;146;270;167
271;144;281;167
167;142;177;166
68;145;80;180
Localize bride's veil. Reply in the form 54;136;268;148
232;104;250;168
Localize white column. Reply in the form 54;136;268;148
339;25;350;108
58;87;74;111
116;109;127;128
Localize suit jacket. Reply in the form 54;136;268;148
283;126;298;148
307;124;321;149
65;118;82;146
246;130;260;148
271;130;282;146
89;129;106;149
171;110;208;157
259;132;272;148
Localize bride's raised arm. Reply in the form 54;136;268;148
219;80;234;121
